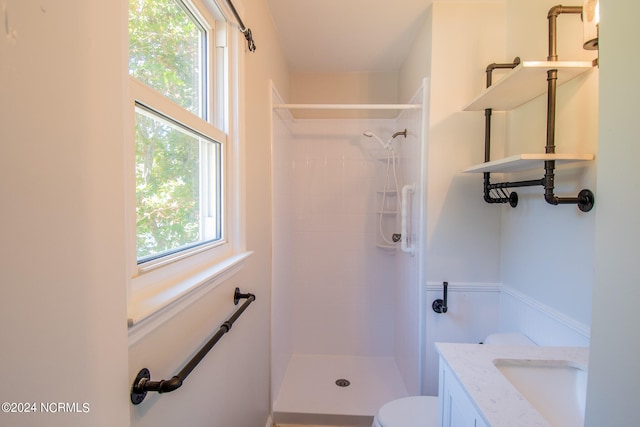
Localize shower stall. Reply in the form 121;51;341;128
271;80;429;424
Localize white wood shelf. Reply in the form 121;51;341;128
463;61;595;111
463;153;594;173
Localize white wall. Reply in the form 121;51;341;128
1;0;290;426
0;1;130;425
399;6;432;105
414;0;506;395
586;0;640;424
501;0;598;327
290;71;399;119
425;1;506;285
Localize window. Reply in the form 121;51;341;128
127;0;247;327
134;105;221;263
129;0;222;265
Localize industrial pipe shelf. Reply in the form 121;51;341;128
463;61;594;111
463;5;597;212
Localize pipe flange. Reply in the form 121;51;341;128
509;192;519;208
577;189;595;212
432;299;446;313
131;368;150;405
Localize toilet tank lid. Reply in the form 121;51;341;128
377;396;439;427
484;332;536;346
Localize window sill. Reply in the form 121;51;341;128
127;251;253;346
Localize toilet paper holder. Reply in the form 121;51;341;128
432;281;448;314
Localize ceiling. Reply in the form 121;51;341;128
266;0;434;72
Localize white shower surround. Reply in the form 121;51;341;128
288;117;400;357
270;83;427;418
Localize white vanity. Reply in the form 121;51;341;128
436;343;589;427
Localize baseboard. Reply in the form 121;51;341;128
425;281;501;293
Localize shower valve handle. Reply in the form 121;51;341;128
432;281;448;314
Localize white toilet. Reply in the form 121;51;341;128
372;395;439;427
371;333;535;427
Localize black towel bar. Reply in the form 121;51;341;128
130;287;256;405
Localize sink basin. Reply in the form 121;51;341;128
493;359;587;427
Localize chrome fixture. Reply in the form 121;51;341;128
392;129;408;139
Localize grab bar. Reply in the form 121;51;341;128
130;288;256;405
401;184;415;256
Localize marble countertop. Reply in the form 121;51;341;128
435;343;589;427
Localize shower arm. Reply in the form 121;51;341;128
392;129;407;139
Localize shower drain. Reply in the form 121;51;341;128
335;378;350;387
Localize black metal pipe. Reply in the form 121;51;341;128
485;57;521;87
225;0;256;52
543;66;583;208
546;69;558;155
542;6;595;212
482;58;522;206
547;5;583;61
130;289;256;405
484;109;492;163
177;295;254;381
487;179;544;190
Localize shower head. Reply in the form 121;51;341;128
363;130;390;150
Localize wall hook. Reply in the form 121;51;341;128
432;281;448;314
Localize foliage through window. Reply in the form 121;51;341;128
129;0;206;117
129;0;224;264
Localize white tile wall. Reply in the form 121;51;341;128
289;119;399;357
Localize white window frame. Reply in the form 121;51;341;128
126;0;249;337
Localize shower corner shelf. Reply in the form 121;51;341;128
376;243;398;250
376;155;399;162
463;60;595;111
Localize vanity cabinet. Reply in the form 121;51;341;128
439;357;489;427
